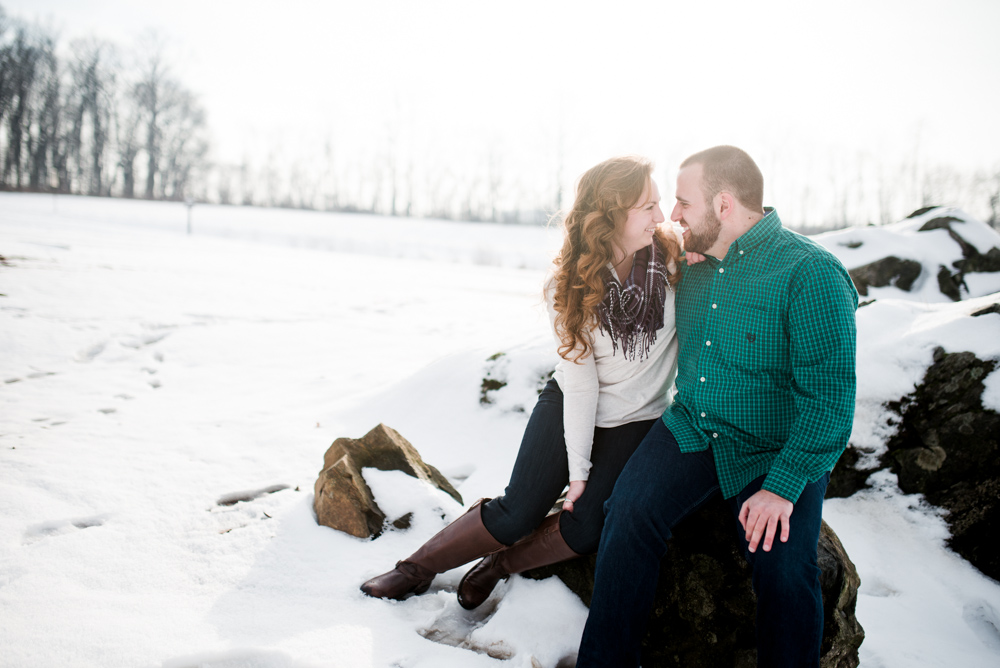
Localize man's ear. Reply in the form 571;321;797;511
716;191;735;220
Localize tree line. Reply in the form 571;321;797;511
0;5;207;201
1;4;996;230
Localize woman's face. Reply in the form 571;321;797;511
618;180;665;258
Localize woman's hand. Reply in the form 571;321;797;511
685;251;707;264
563;480;587;512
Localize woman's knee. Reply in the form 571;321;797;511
558;507;606;554
482;495;551;546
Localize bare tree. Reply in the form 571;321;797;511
486;142;503;223
0;6;14;147
1;23;40;188
157;87;207;200
131;35;177;199
65;39;117;195
115;97;142;197
27;30;58;191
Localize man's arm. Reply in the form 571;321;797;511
741;253;858;552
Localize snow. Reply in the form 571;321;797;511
2;192;1000;667
983;367;1000;413
813;206;1000;303
845;294;1000;465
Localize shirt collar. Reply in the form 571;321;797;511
727;207;780;258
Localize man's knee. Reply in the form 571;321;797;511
749;538;821;596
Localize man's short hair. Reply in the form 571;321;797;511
680;146;764;211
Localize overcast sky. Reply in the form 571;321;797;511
5;0;1000;218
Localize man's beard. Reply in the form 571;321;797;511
684;207;722;254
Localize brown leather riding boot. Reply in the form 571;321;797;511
457;510;580;610
360;499;503;600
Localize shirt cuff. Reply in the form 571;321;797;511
761;463;808;504
567;453;592;484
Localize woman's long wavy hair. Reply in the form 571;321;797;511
551;156;682;362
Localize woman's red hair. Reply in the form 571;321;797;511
551;156;681;362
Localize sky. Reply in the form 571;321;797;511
5;0;1000;219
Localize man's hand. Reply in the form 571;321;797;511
685;251;708;264
563;480;586;512
738;489;793;553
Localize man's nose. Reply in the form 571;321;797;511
670;202;682;222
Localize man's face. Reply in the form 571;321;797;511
671;164;722;255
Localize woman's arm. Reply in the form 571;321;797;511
545;278;601;486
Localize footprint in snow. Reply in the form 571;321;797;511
23;514;111;545
75;341;106;362
120;332;170;349
5;370;57;384
216;484;291;507
30;417;67;428
416;591;511;659
963;600;1000;651
162;648;312;668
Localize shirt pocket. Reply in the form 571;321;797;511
723;305;787;372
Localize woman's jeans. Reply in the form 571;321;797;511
480;379;655;555
577;419;829;668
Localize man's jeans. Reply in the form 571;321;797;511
577;419;828;668
481;379;655;554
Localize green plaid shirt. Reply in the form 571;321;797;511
662;209;858;503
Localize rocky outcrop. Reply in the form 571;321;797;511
920;215;1000;301
818;206;1000;302
849;256;922;296
525;496;863;668
829;345;1000;580
313;423;462;539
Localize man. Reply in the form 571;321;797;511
576;146;858;668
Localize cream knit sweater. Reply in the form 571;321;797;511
545;269;679;482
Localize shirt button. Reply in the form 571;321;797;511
701;412;706;417
700;377;706;382
713;432;719;438
712;304;717;309
718;268;725;274
705;341;711;346
739;250;744;255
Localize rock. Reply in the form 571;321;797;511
849;256;923;296
525;497;863;668
829;346;1000;580
480;351;509;405
906;205;941;219
918;214;1000;301
313;423;463;539
972;303;1000;317
817;206;1000;302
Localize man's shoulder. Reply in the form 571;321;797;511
772;227;850;275
770;228;858;309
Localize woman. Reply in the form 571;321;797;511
360;155;683;610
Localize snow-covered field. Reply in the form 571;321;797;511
2;193;999;668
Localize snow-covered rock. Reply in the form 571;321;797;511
814;206;1000;303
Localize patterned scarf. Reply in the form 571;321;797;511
599;242;670;360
